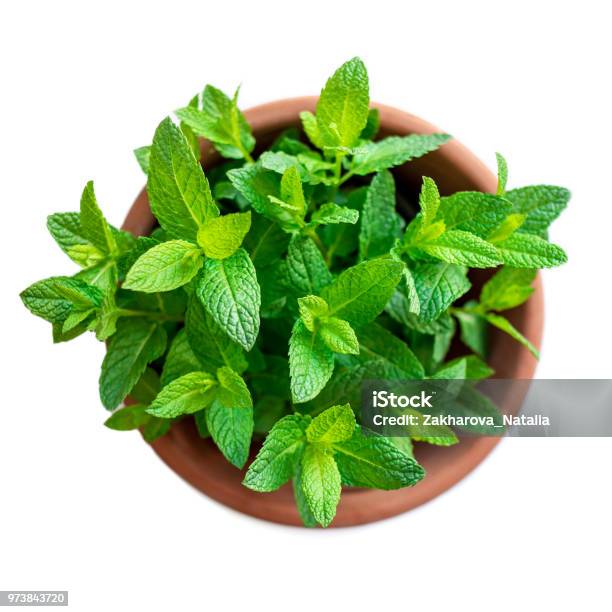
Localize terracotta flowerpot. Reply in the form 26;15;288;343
122;97;543;527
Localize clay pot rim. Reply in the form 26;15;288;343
122;96;543;528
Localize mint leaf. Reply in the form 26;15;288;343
130;367;161;404
319;317;359;355
332;426;425;489
104;404;150;431
309;203;359;227
134;146;151;174
505;185;569;237
300;111;324;150
355;322;425;379
99;318;167;409
401;407;458;446
496;152;508;195
316;57;369;148
487;213;526;243
359;170;402;260
495;233;567;268
386;270;421;322
306;404;355;444
244;213;290;268
485;312;540;358
148;117;218;241
243;413;311;492
289;319;334;403
20;276;102;324
184;295;247;373
147;371;217;418
142;417;172;442
436;192;512;237
206;367;254;468
321;258;403;327
352;134;450;176
123;240;203;292
228;164;302;232
286;235;332;295
47;212;103;266
297;295;329;332
360;108;380;140
300;444;341;527
454;307;488;357
480;267;536;311
176;85;255;161
160;328;203;386
419;176;441;225
196;248;261;350
197;211;251;260
412;262;470;322
80;181;117;256
293;461;318;528
420;230;502;267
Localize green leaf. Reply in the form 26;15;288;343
276;166;306;219
436;192;512;237
134;146;151;174
485;313;540;358
306;404;355;444
286;235;332;295
352;134;451;176
321;258;403;327
504;185;570;237
293;461;318;528
21;276;103;324
176;85;255;160
356;323;425;379
80;181;117;256
309;203;359;227
442;355;494;380
319;317;359;355
297;295;329;332
316;57;369;148
160;328;202;386
99;319;167;410
411;262;470;322
496;152;508;195
454;308;488;357
142;417;172;443
184;295;247;373
419;176;441;225
130;367;161;404
123;240;203;292
332;426;425;489
420;230;502;267
480;267;536;311
300;111;324;149
104;404;150;431
147;371;217;418
147;117;218;241
494;233;567;268
243;413;311;492
197;211;251;260
400;407;458;446
359;170;403;260
386;270;421;322
196;248;261;350
321;187;366;260
206;367;254;468
300;444;341;527
289;319;334;403
47;212;103;266
487;213;526;243
228;164;302;232
117;236;159;278
360;108;380;140
243;213;290;268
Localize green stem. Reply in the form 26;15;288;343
305;228;326;257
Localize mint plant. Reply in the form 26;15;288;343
21;57;569;527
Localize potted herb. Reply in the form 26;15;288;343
21;58;568;527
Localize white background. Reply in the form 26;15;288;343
1;1;610;610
